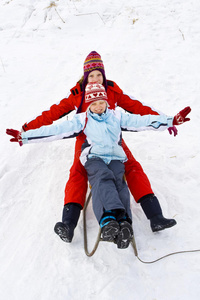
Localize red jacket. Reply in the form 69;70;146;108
22;80;159;131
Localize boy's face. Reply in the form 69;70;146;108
89;100;107;114
87;70;103;84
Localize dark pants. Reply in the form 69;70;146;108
84;158;132;223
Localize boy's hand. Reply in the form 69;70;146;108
168;126;178;136
6;129;23;146
173;106;191;125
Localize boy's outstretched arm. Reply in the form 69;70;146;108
120;106;191;132
6;112;87;146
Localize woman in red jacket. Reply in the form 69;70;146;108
21;51;177;242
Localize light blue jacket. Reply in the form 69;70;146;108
21;109;173;165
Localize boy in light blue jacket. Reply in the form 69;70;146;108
6;83;191;249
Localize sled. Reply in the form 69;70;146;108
83;191;200;262
83;191;138;257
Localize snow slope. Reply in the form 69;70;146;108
0;0;200;299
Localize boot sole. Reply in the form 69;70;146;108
152;220;177;232
54;222;72;243
117;222;133;249
101;220;120;241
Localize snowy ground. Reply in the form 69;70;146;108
1;0;200;299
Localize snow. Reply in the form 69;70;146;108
0;0;200;299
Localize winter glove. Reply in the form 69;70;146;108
6;129;23;146
173;106;191;125
168;126;178;136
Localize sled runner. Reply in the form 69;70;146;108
83;191;138;257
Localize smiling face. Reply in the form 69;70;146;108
87;70;104;84
89;100;107;114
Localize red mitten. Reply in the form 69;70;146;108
173;106;191;125
168;126;178;136
6;129;23;146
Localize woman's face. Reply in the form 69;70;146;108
87;70;103;84
89;100;107;114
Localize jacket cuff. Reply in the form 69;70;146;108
22;123;28;132
167;117;173;127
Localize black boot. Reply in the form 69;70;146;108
114;209;132;225
101;220;120;241
139;194;177;232
100;211;120;241
54;203;82;242
111;209;133;249
116;221;133;249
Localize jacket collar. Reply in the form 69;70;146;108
88;108;109;121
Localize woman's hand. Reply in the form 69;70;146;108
173;106;191;125
6;129;23;146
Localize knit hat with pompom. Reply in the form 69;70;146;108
84;82;108;111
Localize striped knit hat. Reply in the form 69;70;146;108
84;51;105;75
77;51;107;113
85;83;108;111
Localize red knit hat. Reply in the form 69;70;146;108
85;83;108;111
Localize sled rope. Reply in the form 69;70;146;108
83;191;200;261
135;249;200;264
